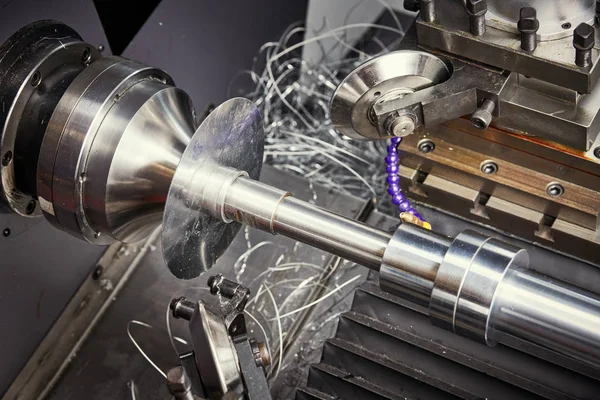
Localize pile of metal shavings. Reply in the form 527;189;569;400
228;10;406;215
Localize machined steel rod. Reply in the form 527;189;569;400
210;167;600;370
223;176;391;270
494;267;600;369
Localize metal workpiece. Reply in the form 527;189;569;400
493;267;600;370
465;0;487;36
518;7;539;52
430;231;529;344
0;21;101;216
379;224;451;308
574;23;596;68
223;174;392;270
193;163;600;369
470;98;496;130
37;56;194;244
378;224;600;368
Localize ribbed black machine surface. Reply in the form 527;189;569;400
297;280;600;400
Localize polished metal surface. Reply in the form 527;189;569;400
220;174;392;270
486;0;595;40
493;267;600;370
0;21;100;216
330;50;451;140
378;225;600;368
433;231;529;345
37;56;180;244
162;97;263;279
83;80;194;243
379;223;450;307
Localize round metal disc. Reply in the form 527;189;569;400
330;50;450;140
162;98;263;279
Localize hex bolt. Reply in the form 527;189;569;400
420;0;436;22
518;7;539;52
546;183;565;197
388;115;416;137
573;23;595;68
418;139;435;153
166;367;194;400
466;0;487;36
470;99;496;130
480;161;498;175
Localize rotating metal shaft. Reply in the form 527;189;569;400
194;165;600;370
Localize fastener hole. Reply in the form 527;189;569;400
3;228;10;237
26;200;36;215
82;47;92;64
373;91;381;97
562;22;572;30
31;71;41;87
2;151;12;166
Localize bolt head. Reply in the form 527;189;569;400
167;367;191;394
480;161;498;174
471;109;492;130
466;0;487;16
417;139;435;153
390;115;416;137
593;146;600;159
546;183;565;197
517;7;539;33
574;23;595;50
